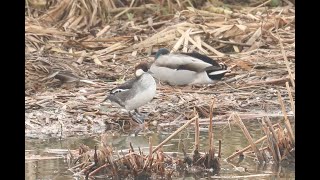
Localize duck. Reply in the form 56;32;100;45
25;58;95;95
149;48;230;86
102;62;156;124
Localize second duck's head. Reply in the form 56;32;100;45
155;48;170;60
135;62;151;77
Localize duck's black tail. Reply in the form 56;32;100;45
206;63;230;81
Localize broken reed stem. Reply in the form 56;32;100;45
183;32;189;52
201;41;225;57
226;124;279;161
208;100;214;153
285;82;295;115
246;76;290;86
152;116;198;154
107;155;119;180
149;136;152;159
121;150;134;170
177;29;209;54
157;150;165;175
218;140;222;158
234;113;264;164
93;146;98;164
129;153;139;171
138;147;142;155
69;162;85;171
264;117;282;162
79;162;95;174
195;108;200;151
264;117;280;146
88;164;108;177
129;142;135;152
277;90;295;143
206;100;216;168
261;120;278;163
276;22;295;88
143;136;153;169
172;28;191;52
245;146;270;154
248;0;272;13
25;0;31;18
212;38;252;47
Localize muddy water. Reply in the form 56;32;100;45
25;119;295;180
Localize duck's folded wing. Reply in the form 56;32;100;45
181;52;220;67
110;78;136;94
154;54;212;72
204;63;230;76
103;78;136;104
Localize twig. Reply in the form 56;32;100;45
152;116;198;153
226;124;279;161
248;0;272;13
244;146;270;154
246;76;290;86
88;164;108;177
209;100;215;151
143;136;153;170
264;117;282;163
276;22;295;88
201;41;225;57
233;113;264;164
261;120;278;163
225;74;248;83
177;29;209;54
277;90;295;143
58;120;63;139
218;140;222;158
78;162;95;174
139;21;169;28
69;162;86;171
212;39;252;47
172;28;191;52
25;0;31;18
129;142;135;152
285;82;295;115
194;108;200;151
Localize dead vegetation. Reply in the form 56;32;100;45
25;1;295;176
65;95;294;179
25;0;295;139
67;105;222;179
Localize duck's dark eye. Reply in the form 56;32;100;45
143;66;148;72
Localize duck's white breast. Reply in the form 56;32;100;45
125;73;156;110
191;71;216;84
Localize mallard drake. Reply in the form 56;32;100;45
149;48;230;86
102;62;156;124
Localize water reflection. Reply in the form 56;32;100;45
26;158;73;180
25;119;295;179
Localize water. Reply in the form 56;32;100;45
25;119;295;179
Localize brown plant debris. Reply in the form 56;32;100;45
226;103;294;166
25;1;295;140
68;113;221;179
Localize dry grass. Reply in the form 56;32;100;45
25;1;295;178
25;0;295;139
